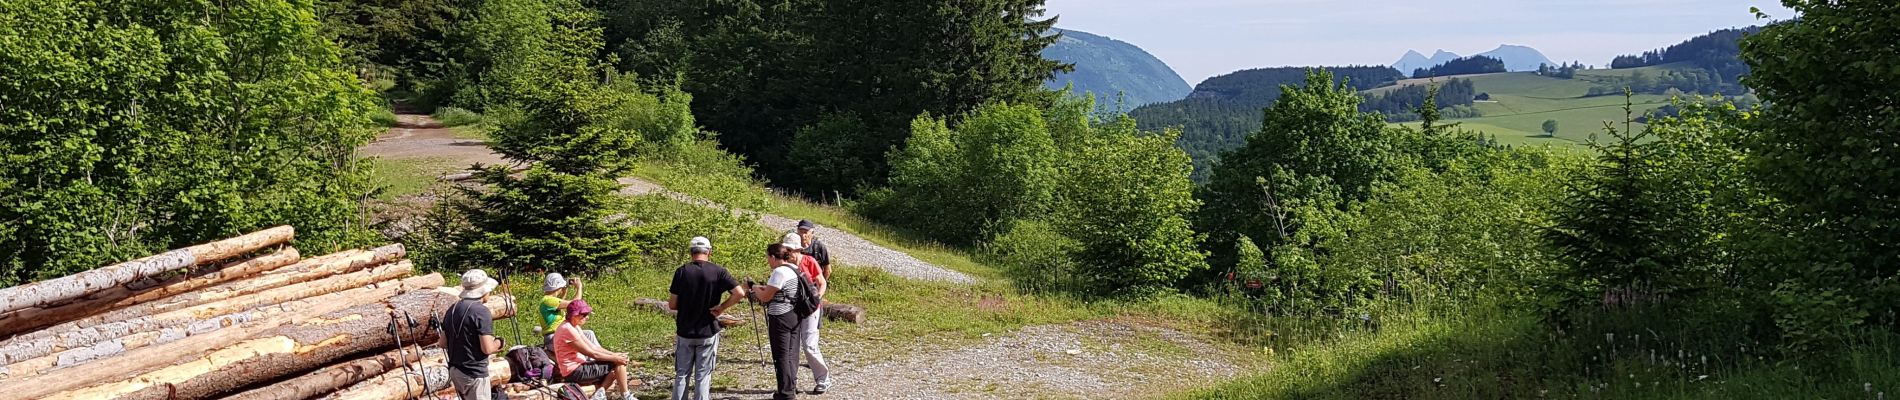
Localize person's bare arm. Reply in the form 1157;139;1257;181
572;333;628;364
751;285;780;303
667;294;680;311
712;286;746;316
480;334;502;355
812;273;828;299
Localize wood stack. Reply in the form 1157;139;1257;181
0;226;518;400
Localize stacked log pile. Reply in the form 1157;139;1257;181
0;226;516;400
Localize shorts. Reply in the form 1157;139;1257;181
563;361;615;384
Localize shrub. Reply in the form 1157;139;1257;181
370;108;401;127
433;107;485;128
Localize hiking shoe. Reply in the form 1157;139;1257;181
813;380;831;394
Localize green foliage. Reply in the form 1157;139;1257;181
0;0;380;284
1741;0;1900;346
862;103;1058;246
602;0;1071;196
1411;55;1506;78
370;108;401;127
1542;119;1558;136
984;219;1081;293
432;107;486;128
791;113;880;197
1042;28;1192;107
1047;117;1206;296
1132;66;1404;181
1198;70;1408;276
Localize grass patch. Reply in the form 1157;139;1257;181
1180;304;1900;399
433;107;485;128
364;157;453;200
370;108;400;128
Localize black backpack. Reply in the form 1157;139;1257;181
790;266;822;319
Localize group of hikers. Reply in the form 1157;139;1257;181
437;219;836;400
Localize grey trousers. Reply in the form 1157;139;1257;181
449;367;493;400
672;335;720;400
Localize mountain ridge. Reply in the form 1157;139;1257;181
1042;28;1192;107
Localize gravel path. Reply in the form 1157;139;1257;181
636;320;1251;400
617;177;977;284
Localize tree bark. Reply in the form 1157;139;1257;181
824;303;866;324
322;351;513;400
220;348;421;400
633;297;746;327
30;290;514;400
0;225;294;315
0;261;423;376
0;248;302;339
0;253;410;369
0;244;400;363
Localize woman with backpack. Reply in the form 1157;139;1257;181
748;243;809;400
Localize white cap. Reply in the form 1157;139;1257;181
460;269;497;299
690;236;713;253
780;231;804;250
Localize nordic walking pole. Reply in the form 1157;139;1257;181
386;314;417;400
747;277;767;368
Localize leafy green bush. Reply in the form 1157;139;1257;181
0;0;379;284
1047;117;1206;296
432;107;485;128
984;220;1081;293
861;103;1058;246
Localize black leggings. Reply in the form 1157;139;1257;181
767;311;802;400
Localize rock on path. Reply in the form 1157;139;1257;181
618;178;978;284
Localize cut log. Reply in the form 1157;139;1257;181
30;290;515;400
220;348;421;400
632;297;746;327
0;225;294;315
824;303;866;324
0;262;424;376
325;351;513;400
0;255;412;368
0;248;302;338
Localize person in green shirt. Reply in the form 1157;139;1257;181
539;272;582;344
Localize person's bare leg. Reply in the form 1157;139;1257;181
612;364;631;394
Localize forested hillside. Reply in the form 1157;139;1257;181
1131;66;1404;180
1042;28;1192;107
1609;26;1760;95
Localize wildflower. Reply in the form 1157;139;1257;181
1695;375;1708;381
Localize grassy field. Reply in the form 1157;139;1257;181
1374;64;1695;148
364;157;458;200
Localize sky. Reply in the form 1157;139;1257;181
1041;0;1796;85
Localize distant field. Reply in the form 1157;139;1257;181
1373;64;1690;147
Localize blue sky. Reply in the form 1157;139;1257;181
1041;0;1796;85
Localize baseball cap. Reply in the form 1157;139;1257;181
690;236;713;253
780;231;804;250
567;298;593;319
796;219;816;231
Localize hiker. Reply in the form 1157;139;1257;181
540;272;583;344
780;231;831;393
552;299;636;399
750;243;805;400
442;269;504;400
796;219;832;279
668;236;746;400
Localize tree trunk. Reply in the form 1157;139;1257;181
323;350;513;400
220;348;421;400
632;297;746;327
0;262;424;376
29;290;514;400
0;226;295;315
0;248;302;338
0;254;411;369
824;303;866;324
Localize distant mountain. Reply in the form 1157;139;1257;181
1042;28;1192;107
1393;50;1461;75
1476;45;1556;72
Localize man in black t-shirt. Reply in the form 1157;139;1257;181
796;219;831;278
441;269;503;400
667;236;745;400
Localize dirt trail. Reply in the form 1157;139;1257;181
364;115;1252;399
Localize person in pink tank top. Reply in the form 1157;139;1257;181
551;299;636;399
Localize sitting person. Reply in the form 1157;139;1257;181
539;272;582;344
551;299;636;399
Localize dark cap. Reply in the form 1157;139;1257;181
796;219;816;230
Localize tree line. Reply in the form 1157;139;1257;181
1411;55;1506;78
